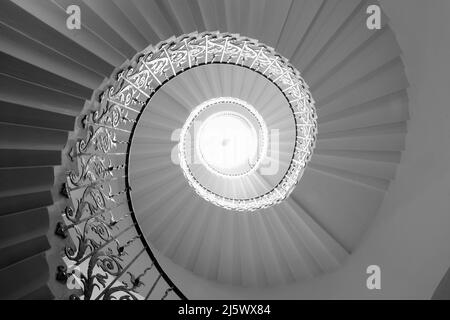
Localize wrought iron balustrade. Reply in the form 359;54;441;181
55;31;316;300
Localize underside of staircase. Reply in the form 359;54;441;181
0;0;411;299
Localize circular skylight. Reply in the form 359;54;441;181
181;97;268;179
166;33;318;211
197;111;258;177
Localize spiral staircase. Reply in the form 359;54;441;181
0;0;417;299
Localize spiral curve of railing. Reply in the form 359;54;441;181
55;31;316;300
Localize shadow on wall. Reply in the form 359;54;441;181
432;267;450;300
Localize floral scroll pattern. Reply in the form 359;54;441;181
58;31;316;299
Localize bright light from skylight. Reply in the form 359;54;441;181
197;111;258;177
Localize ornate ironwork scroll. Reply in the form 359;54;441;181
58;31;316;299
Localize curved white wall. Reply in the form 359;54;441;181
158;0;450;299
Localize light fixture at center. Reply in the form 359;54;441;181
180;97;268;178
197;111;260;178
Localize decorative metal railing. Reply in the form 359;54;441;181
54;31;316;299
55;88;184;299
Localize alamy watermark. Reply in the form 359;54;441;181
65;4;382;31
172;121;281;176
366;4;382;30
366;265;381;290
66;5;81;30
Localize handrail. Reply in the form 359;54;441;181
54;31;316;300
